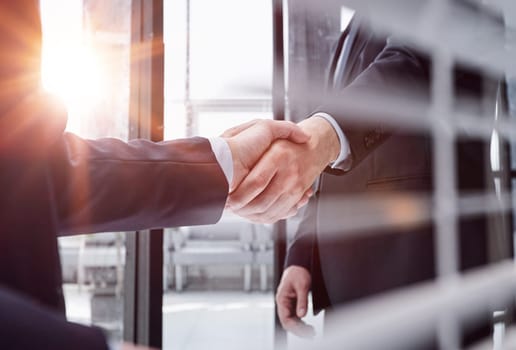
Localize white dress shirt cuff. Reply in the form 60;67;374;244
208;137;234;186
311;113;351;168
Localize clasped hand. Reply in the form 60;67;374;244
222;117;340;223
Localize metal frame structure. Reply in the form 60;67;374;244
278;0;516;349
272;0;288;347
124;0;164;347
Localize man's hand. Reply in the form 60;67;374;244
227;117;340;223
276;265;315;337
222;119;310;191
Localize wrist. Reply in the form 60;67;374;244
223;136;246;192
283;265;312;285
298;117;340;166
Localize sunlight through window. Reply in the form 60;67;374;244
41;43;106;114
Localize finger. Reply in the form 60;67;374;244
232;162;309;219
230;173;286;217
268;120;310;144
252;187;305;223
295;285;309;318
243;196;299;224
234;190;299;223
277;298;295;328
285;206;299;219
246;184;314;222
277;287;315;338
276;287;297;327
228;159;279;210
296;189;313;210
221;119;259;138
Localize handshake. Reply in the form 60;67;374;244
221;117;341;223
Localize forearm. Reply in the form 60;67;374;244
50;134;228;235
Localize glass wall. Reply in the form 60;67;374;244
162;1;275;349
163;0;272;139
40;0;132;343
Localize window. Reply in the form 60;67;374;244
41;0;132;343
162;1;276;349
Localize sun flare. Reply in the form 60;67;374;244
41;43;106;113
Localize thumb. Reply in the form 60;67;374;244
269;120;311;144
221;119;259;138
295;283;309;318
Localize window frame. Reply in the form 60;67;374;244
123;0;164;348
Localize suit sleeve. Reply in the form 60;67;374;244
285;191;319;272
316;39;430;173
48;133;229;235
0;287;109;350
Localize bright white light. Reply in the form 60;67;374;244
40;0;107;133
341;7;355;31
41;43;106;113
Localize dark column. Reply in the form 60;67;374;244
124;0;164;348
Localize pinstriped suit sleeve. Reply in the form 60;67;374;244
49;134;229;235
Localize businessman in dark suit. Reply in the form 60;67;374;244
0;1;311;349
229;12;505;348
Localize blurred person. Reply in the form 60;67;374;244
227;8;505;349
0;1;311;349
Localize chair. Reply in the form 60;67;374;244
250;223;274;291
170;215;254;292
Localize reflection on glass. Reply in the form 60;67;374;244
40;0;132;343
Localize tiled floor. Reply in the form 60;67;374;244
64;284;324;350
163;291;275;350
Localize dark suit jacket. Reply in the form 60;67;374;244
0;1;228;348
286;16;505;347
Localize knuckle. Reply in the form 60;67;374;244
236;212;255;222
251;171;269;188
261;119;274;131
254;198;273;214
253;204;268;215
